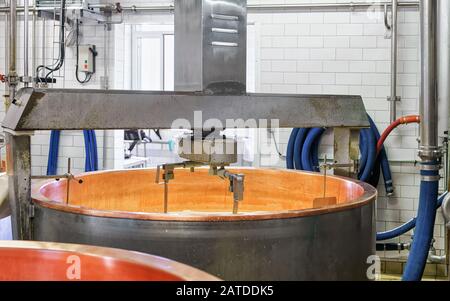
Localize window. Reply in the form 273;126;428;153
132;31;174;91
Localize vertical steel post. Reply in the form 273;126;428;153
419;0;440;162
6;134;32;240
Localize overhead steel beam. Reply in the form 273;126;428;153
2;88;369;131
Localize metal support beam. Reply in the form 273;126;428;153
2;88;370;131
6;133;32;240
333;128;360;178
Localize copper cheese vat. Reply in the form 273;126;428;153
0;240;219;281
31;168;377;280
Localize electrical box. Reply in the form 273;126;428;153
78;45;95;73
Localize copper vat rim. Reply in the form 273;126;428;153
0;240;220;281
31;167;378;222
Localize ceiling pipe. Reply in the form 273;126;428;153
0;1;420;13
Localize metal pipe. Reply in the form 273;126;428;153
4;2;9;107
41;18;45;78
389;0;400;123
437;0;450;147
8;0;17;103
0;1;421;13
419;0;440;162
31;0;36;87
23;0;29;87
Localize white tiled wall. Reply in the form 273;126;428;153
0;9;123;175
245;1;447;258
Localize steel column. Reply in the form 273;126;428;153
6;133;32;240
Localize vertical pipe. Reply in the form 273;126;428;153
4;2;10;108
8;0;17;102
389;0;399;123
437;0;450;146
41;18;46;79
24;0;29;87
419;0;439;161
403;0;441;281
32;0;37;87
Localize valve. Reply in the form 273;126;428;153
0;74;6;83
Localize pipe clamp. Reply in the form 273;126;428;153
420;164;441;171
420;175;441;182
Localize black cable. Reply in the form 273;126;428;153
36;0;67;84
75;19;93;84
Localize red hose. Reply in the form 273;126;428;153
376;115;420;154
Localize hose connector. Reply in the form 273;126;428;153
419;160;441;182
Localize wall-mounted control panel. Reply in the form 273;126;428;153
78;45;96;73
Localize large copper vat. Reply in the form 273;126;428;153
31;168;377;280
0;240;219;281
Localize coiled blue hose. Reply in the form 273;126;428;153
301;128;324;172
359;127;377;182
293;129;309;170
286;128;299;169
367;115;394;195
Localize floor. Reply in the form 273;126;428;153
381;273;448;281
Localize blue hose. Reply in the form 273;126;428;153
301;128;324;172
312;138;320;172
377;192;447;241
367;115;394;195
293;129;309;170
46;130;61;175
402;165;440;281
83;130;99;172
286;128;299;169
48;130;99;174
359;128;377;182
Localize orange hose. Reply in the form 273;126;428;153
377;115;420;154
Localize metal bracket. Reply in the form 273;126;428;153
155;162;245;214
387;96;401;103
27;203;35;219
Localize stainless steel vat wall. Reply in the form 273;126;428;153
31;201;375;281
